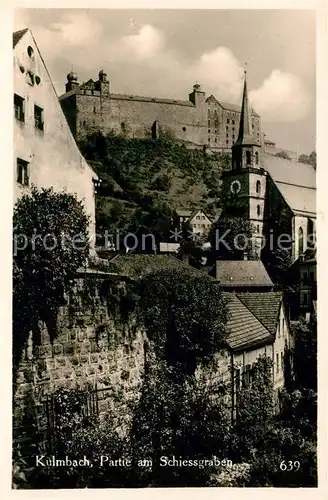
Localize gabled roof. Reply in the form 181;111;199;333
216;260;273;288
262;154;316;217
13;28;28;48
236;292;283;336
223;293;274;351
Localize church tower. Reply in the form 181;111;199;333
221;71;267;257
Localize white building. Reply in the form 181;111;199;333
13;28;98;245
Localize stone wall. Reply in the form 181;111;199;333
13;274;147;442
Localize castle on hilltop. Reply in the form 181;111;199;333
59;70;262;151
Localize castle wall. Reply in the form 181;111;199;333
75;92;207;145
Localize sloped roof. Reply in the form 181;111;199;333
13;28;28;48
219;101;259;117
262;154;316;217
236;292;283;336
216;260;273;287
223;293;274;351
262;154;316;188
176;209;193;218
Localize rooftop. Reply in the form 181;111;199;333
216;260;273;288
13;28;28;48
236;292;283;336
223;293;274;351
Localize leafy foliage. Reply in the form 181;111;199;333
209;216;256;261
298;151;316;169
78;131;230;240
138;268;228;374
275;150;291;160
13;187;90;378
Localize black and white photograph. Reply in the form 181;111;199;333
8;4;324;491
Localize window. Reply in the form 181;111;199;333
208;120;211;127
214;120;218;128
256;180;261;195
226;126;229;131
298;227;304;255
227;119;230;124
243;365;251;386
83;120;86;127
215;129;217;134
121;122;126;132
27;71;35;86
226;133;229;138
27;46;34;57
208;129;211;133
257;205;261;216
252;124;255;129
34;105;44;130
246;150;251;165
182;126;186;132
235;369;241;392
257;224;260;233
232;127;235;132
17;158;29;186
215;138;217;143
232;120;235;125
276;353;279;373
282;318;285;333
226;140;229;144
232;135;235;141
280;352;284;371
208;138;210;142
14;94;25;122
255;151;259;165
93;106;96;113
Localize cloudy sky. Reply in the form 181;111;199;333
14;8;316;154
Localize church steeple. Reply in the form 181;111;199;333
232;69;260;170
236;71;256;146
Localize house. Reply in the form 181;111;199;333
213;291;292;418
215;260;274;292
174;208;219;237
293;248;317;319
13;28;98;245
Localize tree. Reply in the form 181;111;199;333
299;151;316;169
138;268;228;374
13;187;90;378
276;150;291;160
291;316;317;391
209;216;256;261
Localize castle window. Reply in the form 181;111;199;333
246;150;251;165
227;119;230;124
226;133;229;138
34;105;44;131
214;120;219;128
93;106;96;113
17;158;29;186
208;120;211;127
255;151;259;165
232;135;235;141
208;129;211;133
182;127;186;132
14;94;25;122
232;120;235;125
252;124;255;129
257;205;261;216
232;127;235;131
226;140;229;144
226;126;229;131
208;138;210;142
256;180;261;195
215;138;217;143
276;353;279;373
215;130;217;134
298;227;304;255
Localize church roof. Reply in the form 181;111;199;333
216;260;273;288
13;28;28;48
223;293;274;351
236;292;283;336
235;72;258;147
262;154;316;217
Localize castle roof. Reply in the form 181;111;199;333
223;293;274;351
206;95;259;117
262;154;316;217
216;260;273;288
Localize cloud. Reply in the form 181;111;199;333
51;13;103;46
16;12;311;123
249;70;311;122
121;24;165;60
192;47;244;102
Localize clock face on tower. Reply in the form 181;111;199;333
230;180;241;194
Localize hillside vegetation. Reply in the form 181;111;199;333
78;132;231;241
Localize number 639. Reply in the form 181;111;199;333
280;460;301;471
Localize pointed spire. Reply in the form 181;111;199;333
236;69;257;146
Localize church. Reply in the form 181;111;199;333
221;72;316;264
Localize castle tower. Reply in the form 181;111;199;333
65;71;79;93
98;69;109;96
221;71;267;258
